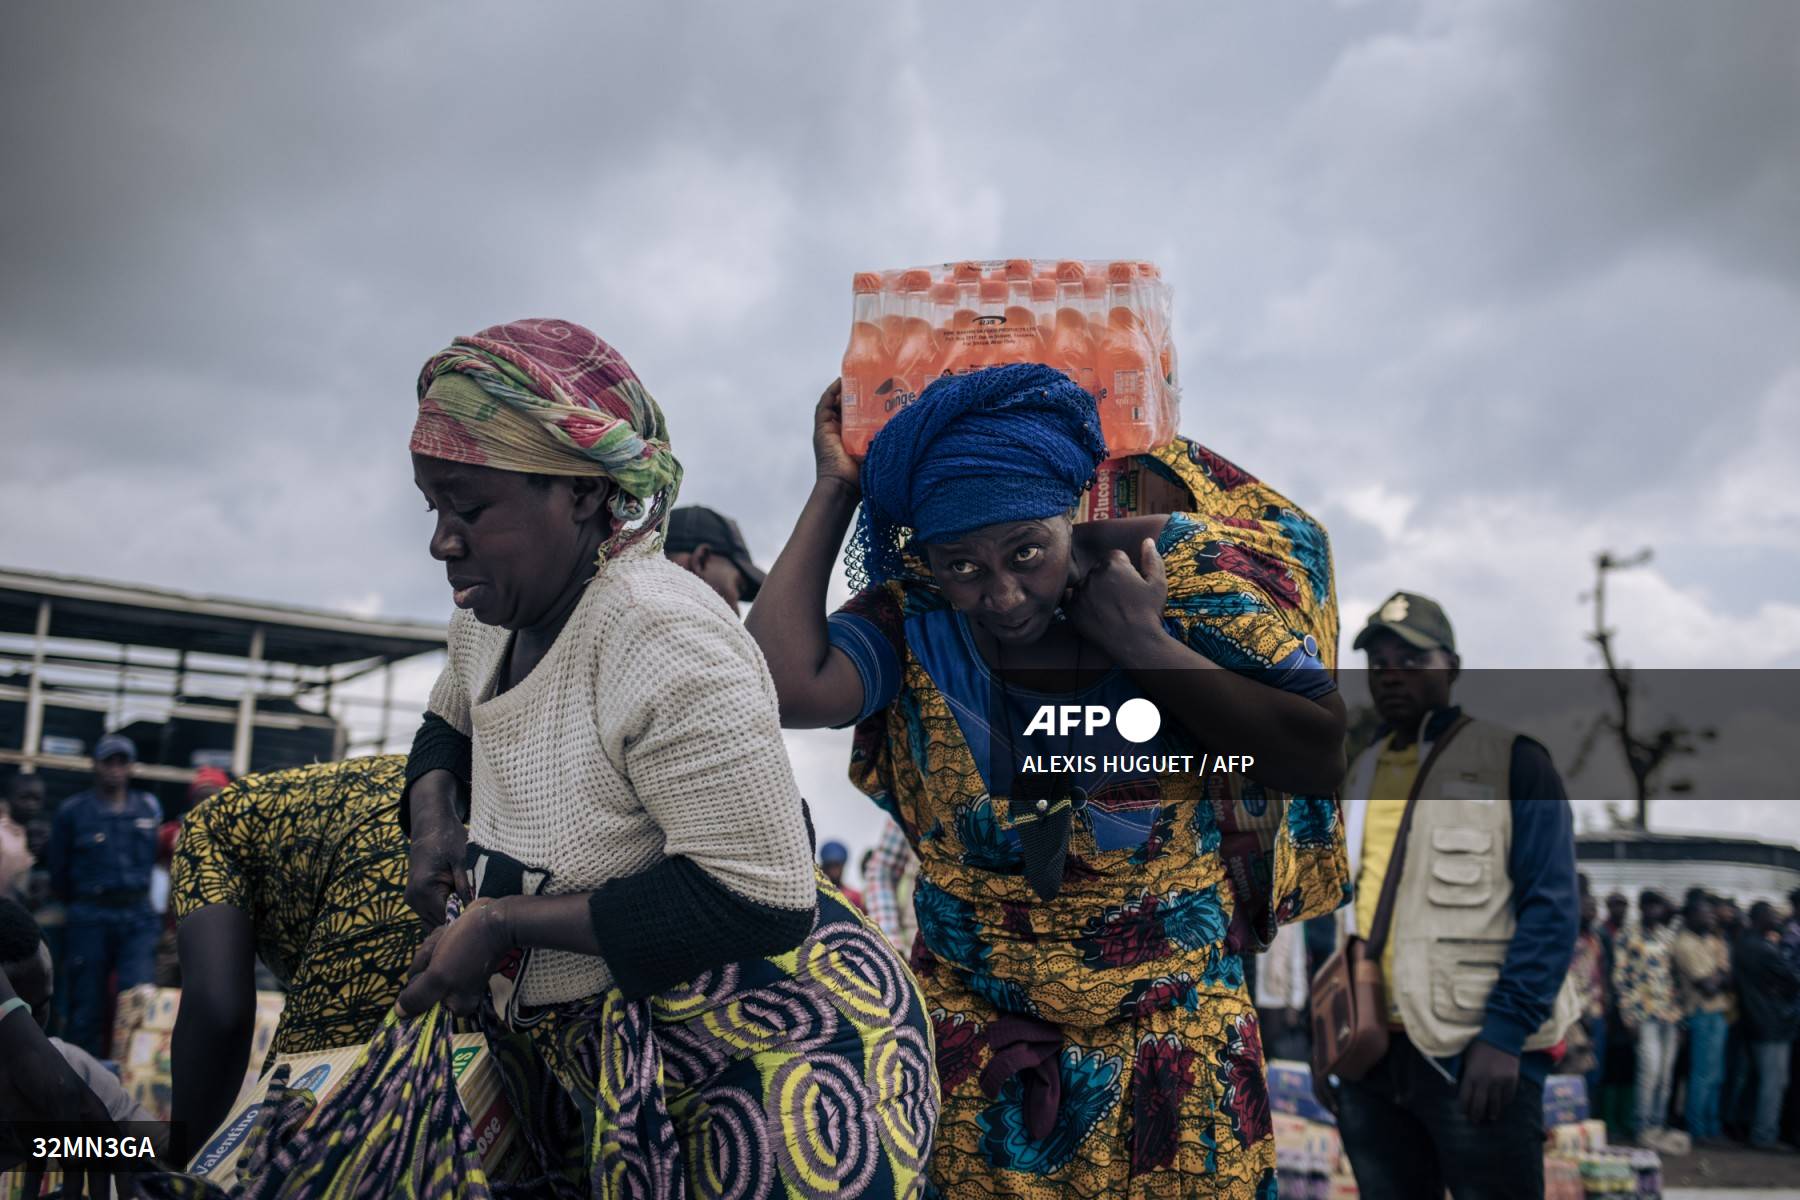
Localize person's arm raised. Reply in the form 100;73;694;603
1068;538;1347;796
744;381;870;730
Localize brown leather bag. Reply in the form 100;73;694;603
1310;716;1471;1083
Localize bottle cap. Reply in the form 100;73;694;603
853;272;883;294
1004;259;1034;280
979;279;1008;304
1055;260;1087;282
1031;278;1057;301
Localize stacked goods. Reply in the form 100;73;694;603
112;986;284;1121
1268;1061;1360;1197
1566;1149;1660;1196
1542;1073;1591;1126
1274;1112;1347;1199
111;982;158;1056
1546;1155;1586;1200
839;259;1180;458
1548;1119;1611;1155
1266;1058;1335;1124
186;1032;518;1188
1545;1119;1661;1198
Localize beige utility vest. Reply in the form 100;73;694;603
1345;718;1583;1059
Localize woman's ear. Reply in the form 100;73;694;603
567;476;609;523
690;543;713;572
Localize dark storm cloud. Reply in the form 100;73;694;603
2;0;1795;659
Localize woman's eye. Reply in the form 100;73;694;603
1013;545;1043;566
948;560;979;578
455;505;486;523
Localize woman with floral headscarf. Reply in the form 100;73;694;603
395;319;937;1198
749;365;1350;1198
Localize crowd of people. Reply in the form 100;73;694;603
1586;882;1800;1153
0;319;1794;1200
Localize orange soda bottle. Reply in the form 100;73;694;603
840;272;890;456
1095;261;1157;454
940;278;983;377
927;280;959;384
1050;263;1097;396
879;274;905;355
1031;276;1057;339
1138;262;1177;444
1004;272;1041;359
973;278;1009;368
892;269;939;405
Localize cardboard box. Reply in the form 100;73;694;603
1267;1058;1336;1125
1076;455;1190;523
142;987;182;1032
111;982;158;1057
1273;1111;1345;1178
1541;1073;1589;1127
110;988;284;1122
186;1033;516;1188
1548;1118;1608;1155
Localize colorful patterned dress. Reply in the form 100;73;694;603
516;873;940;1199
832;440;1350;1199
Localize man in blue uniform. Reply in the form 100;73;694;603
46;733;162;1055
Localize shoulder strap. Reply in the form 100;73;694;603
1365;714;1473;956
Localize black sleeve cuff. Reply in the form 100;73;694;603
588;857;817;1001
400;712;472;839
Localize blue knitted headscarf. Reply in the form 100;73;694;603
851;363;1108;587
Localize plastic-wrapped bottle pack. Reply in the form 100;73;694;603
839;258;1180;458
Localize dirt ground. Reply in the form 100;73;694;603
1662;1143;1800;1191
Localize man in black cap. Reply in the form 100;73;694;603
45;732;163;1056
663;506;767;615
1326;591;1581;1199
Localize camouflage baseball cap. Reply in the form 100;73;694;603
1352;590;1456;654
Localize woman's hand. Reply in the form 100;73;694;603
813;380;862;492
405;772;470;928
396;898;513;1018
1066;537;1170;660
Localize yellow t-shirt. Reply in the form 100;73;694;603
1355;740;1420;1024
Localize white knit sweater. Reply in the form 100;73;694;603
427;543;815;1005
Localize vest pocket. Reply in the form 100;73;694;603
1428;827;1492;854
1425;827;1494;907
1429;946;1505;1023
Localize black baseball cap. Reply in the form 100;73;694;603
1352;590;1456;655
665;507;767;601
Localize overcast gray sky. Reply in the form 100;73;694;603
4;1;1797;856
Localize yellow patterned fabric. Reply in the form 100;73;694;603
1145;438;1339;670
840;438;1350;1198
171;756;423;1063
